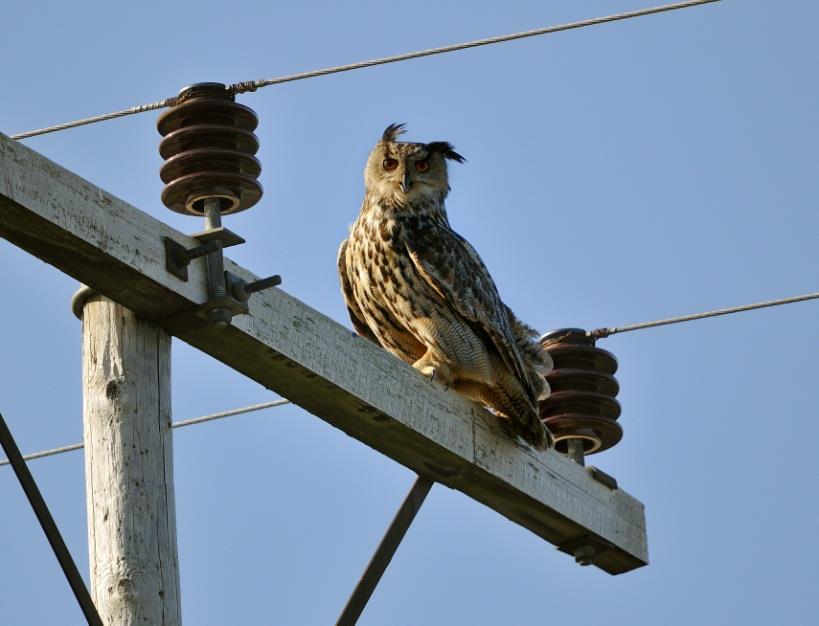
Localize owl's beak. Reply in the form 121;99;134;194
400;171;412;193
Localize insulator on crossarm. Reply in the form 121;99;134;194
538;328;623;457
157;82;263;216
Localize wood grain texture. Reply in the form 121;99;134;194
0;132;647;574
80;295;181;624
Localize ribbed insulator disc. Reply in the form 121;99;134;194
540;390;621;420
543;344;617;374
157;82;263;215
159;125;259;160
538;328;623;455
546;368;619;397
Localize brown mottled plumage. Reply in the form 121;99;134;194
338;124;553;449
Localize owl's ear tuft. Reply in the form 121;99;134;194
426;141;465;163
382;123;407;143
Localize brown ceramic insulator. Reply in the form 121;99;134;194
538;328;623;455
157;82;263;216
158;125;259;160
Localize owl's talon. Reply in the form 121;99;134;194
416;364;437;382
413;363;450;390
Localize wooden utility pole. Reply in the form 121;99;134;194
74;288;181;625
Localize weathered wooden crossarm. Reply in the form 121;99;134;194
0;132;647;574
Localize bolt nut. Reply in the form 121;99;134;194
573;545;596;566
207;307;232;329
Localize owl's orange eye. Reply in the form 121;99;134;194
382;158;399;171
415;159;430;173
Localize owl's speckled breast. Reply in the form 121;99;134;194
345;203;443;363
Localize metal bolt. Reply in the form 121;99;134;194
573;544;595;566
231;274;282;302
207;308;232;329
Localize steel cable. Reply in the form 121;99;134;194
0;398;291;467
11;0;720;140
591;291;819;339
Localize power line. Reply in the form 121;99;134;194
0;398;290;467
172;398;289;428
11;0;721;141
591;291;819;339
11;99;173;141
231;0;721;92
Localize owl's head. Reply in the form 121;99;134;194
364;123;465;204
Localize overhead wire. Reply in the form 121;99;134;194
229;0;721;92
11;0;720;140
591;291;819;339
10;99;173;141
0;398;291;467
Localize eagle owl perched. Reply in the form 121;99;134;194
338;124;553;449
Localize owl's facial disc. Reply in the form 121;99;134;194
365;131;455;204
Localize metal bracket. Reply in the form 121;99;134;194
587;466;618;490
162;222;280;331
164;237;218;281
190;226;246;247
164;227;245;282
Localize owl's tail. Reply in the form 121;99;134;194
505;307;553;402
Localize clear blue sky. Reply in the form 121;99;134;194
2;1;817;624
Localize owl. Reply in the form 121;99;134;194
338;124;553;449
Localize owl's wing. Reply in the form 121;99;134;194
337;238;379;344
404;224;537;394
